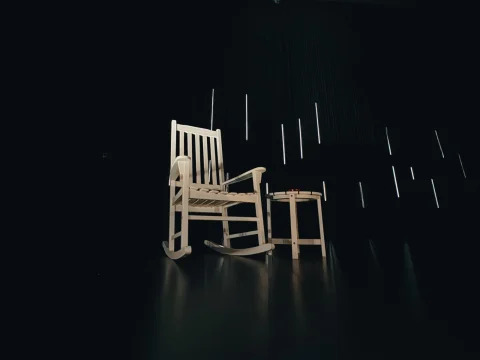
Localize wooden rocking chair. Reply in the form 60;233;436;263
163;120;275;260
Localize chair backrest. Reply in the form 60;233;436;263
170;120;225;190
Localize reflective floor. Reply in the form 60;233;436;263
90;242;474;359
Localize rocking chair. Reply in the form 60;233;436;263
163;120;275;260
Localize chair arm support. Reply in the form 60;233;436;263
221;167;266;186
170;156;191;181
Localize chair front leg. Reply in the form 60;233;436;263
252;171;266;245
168;183;176;251
179;161;190;249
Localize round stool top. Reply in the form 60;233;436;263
266;190;322;202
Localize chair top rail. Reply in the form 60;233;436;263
176;124;218;137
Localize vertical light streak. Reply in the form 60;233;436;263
410;166;415;180
298;118;303;159
392;165;400;198
359;181;365;208
386;127;392;155
281;124;286;165
210;89;214;130
458;153;466;178
245;94;248;141
315;102;321;144
266;182;269;195
434;129;444;158
431;178;439;208
323;181;327;202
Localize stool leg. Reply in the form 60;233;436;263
317;197;326;258
267;198;273;255
289;194;300;259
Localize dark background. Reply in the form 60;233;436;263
53;0;478;355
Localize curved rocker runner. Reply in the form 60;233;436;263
204;240;274;256
164;120;272;260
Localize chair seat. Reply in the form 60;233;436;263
173;187;257;207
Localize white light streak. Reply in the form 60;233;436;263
245;94;248;141
458;153;466;178
392;165;400;198
386;127;392;155
431;178;439;208
323;181;327;202
434;129;444;158
281;124;286;165
359;181;365;208
410;166;415;180
266;182;269;195
315;102;321;144
298;118;303;159
210;89;214;130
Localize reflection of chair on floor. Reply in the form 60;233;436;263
215;256;270;338
164;120;275;260
160;259;188;327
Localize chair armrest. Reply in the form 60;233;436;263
170;156;191;181
221;167;266;186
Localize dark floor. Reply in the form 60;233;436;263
89;238;477;360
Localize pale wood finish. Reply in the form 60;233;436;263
202;135;209;185
210;136;217;185
222;167;266;186
174;205;222;213
179;131;184;156
187;133;193;182
180;160;190;249
171;181;220;190
163;242;192;259
189;215;258;222
204;241;274;256
221;207;230;247
253;171;266;245
316;197;327;257
177;123;217;137
216;129;225;184
165;120;274;260
267;198;272;243
168;121;178;251
195;134;201;183
267;191;326;260
227;230;259;239
289;194;300;259
272;238;322;245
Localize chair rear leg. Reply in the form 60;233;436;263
221;207;230;247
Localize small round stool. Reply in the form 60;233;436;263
266;190;326;260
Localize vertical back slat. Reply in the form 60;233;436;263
170;120;177;186
210;136;217;185
194;134;200;184
216;129;225;186
187;133;193;182
179;130;184;156
170;120;177;168
202;135;209;184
